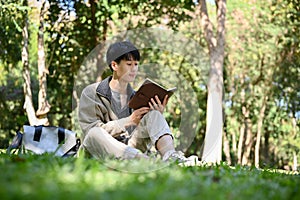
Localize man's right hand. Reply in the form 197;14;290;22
130;107;150;125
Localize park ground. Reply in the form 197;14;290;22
0;152;299;200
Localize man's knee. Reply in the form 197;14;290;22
83;127;107;145
147;110;162;117
82;127;111;159
143;110;163;122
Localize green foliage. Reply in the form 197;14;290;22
271;0;300;117
0;0;28;144
0;153;299;200
223;0;299;167
0;0;27;67
0;0;299;169
0;0;36;147
268;0;300;167
0;63;26;147
43;0;199;132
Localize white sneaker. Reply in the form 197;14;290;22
162;150;185;162
162;150;201;166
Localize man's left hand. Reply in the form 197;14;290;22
149;95;168;114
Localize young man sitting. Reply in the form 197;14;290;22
78;41;199;164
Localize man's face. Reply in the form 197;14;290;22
114;59;139;82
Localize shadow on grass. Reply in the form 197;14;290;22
0;153;299;200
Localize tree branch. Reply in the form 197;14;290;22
199;0;216;53
216;0;226;53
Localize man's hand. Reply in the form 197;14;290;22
130;107;150;126
149;95;168;114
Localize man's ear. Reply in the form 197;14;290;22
111;61;118;71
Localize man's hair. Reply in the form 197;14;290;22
106;41;140;70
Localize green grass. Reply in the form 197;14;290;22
0;153;299;200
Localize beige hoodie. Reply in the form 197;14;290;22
78;76;135;140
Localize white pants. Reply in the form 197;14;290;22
82;110;172;159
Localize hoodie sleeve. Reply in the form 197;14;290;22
78;83;131;138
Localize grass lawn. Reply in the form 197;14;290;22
0;153;299;200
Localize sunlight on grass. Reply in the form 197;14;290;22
0;153;299;200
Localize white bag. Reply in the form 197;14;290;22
22;125;78;157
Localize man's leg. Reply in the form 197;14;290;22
128;110;176;158
128;110;200;164
82;127;142;159
156;134;175;156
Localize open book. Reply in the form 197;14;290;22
128;78;177;109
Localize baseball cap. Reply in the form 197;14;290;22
106;41;139;65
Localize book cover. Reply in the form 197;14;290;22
128;78;177;109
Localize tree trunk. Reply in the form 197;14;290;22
293;151;298;171
200;0;226;163
223;130;232;165
263;130;270;164
90;0;99;43
237;119;245;164
36;0;50;122
22;0;47;126
254;96;268;168
241;95;253;165
237;78;246;164
241;117;253;165
231;126;237;163
292;117;298;171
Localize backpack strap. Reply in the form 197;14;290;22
6;131;23;154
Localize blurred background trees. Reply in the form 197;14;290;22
0;0;299;170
